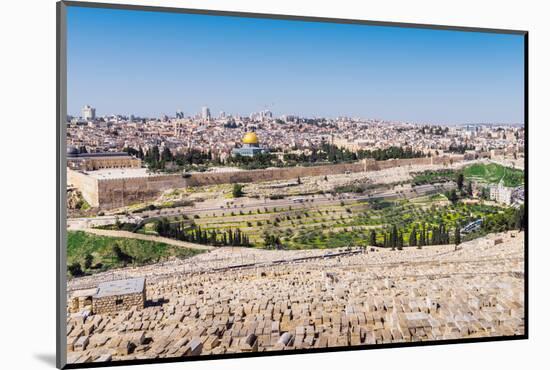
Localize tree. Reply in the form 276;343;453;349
228;229;234;245
112;244;133;265
409;227;417;247
466;181;473;197
514;205;525;231
232;183;244;198
431;226;439;245
446;189;459;204
454;223;461;245
263;231;277;249
456;173;464;192
83;254;94;269
161;146;173;162
369;230;377;246
114;216;122;230
147;145;160;163
68;262;84;277
442;224;449;244
391;225;398;249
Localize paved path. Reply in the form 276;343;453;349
81;228;214;251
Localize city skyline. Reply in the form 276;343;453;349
67;7;525;124
70;103;525;126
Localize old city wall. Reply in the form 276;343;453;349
97;174;188;209
68;169;100;207
185;161;370;187
95;162;368;209
372;155;461;170
95;156;463;209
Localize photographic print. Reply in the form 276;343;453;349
58;2;527;367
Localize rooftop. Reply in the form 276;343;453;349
85;168;152;180
67;150;130;159
94;277;145;298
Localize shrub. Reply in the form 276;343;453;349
232;184;244;198
68;262;84;277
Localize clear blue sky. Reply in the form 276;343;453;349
67;6;525;124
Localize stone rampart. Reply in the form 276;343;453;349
82;156;462;209
68;169;100;207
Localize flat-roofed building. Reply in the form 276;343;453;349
67;147;141;171
92;277;146;315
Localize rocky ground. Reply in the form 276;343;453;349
66;231;525;364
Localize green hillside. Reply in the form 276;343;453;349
67;231;203;276
463;163;523;187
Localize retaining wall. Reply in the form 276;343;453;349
79;156;462;209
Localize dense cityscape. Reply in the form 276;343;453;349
68;105;524;167
65;102;525;364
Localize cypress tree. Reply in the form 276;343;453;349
435;224;440;244
235;229;241;246
409;226;417;247
228;229;234;245
391;225;398;248
370;230;377;246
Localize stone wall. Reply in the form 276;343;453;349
95;161;372;209
87;155;463;209
92;291;145;315
97;174;188;209
68;169;100;207
184;160;371;187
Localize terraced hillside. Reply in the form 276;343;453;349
139;194;507;249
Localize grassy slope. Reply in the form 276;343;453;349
67;230;203;275
463;163;523;187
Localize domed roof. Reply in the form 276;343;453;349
242;132;259;145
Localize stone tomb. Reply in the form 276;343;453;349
92;277;146;315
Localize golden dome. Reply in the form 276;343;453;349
242;132;259;145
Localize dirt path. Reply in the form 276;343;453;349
81;228;214;251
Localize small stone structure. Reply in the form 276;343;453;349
92;277;146;315
68;287;98;314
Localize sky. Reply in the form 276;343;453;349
67;6;525;124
